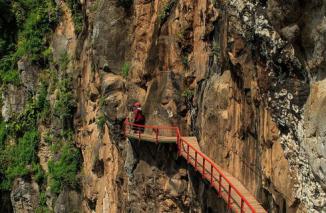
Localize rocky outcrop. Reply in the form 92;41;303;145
1;85;27;121
304;79;326;191
72;0;326;212
54;188;82;213
1;58;38;121
10;178;39;213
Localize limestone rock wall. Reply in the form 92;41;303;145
3;0;326;212
74;0;326;212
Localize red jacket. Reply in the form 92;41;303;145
133;108;144;122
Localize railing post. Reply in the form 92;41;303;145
210;164;213;186
195;152;198;171
218;175;222;196
227;185;231;209
156;128;159;144
240;199;244;213
178;138;181;156
187;145;190;163
202;159;205;177
176;130;181;157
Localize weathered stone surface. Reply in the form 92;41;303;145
101;73;127;121
18;59;38;92
92;0;131;73
54;189;82;213
2;85;27;121
10;178;39;213
304;78;326;191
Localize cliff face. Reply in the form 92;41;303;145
1;0;326;212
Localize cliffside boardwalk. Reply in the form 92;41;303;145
124;120;267;213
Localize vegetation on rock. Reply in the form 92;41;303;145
53;77;76;130
0;0;58;85
0;129;39;190
158;0;176;24
66;0;83;35
121;62;130;78
0;0;82;210
48;138;81;194
96;115;106;130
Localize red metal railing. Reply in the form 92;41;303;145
124;120;264;213
124;120;179;143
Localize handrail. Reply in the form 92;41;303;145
179;138;256;213
124;120;264;213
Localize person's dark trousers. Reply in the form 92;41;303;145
133;118;145;133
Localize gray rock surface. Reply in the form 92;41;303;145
10;178;39;213
54;189;82;213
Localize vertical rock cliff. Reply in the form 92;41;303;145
0;0;326;212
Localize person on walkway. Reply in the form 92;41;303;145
133;102;145;133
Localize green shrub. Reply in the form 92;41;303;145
66;0;84;35
59;52;70;71
32;163;45;184
9;82;50;136
0;0;58;86
1;70;20;85
182;89;194;99
13;130;39;166
158;0;177;23
0;129;39;189
36;191;50;213
48;142;81;194
44;131;54;144
96;115;106;129
0;55;20;85
53;77;76;129
15;1;58;64
36;82;49;110
121;62;130;78
0;121;7;148
99;96;105;109
182;55;189;69
39;191;47;206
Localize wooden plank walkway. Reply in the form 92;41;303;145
125;123;266;213
179;138;266;213
126;132;177;143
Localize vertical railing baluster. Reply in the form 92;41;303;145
195;152;198;170
187;145;190;163
210;164;213;186
156;128;159;144
179;138;181;156
228;185;231;209
218;175;222;196
241;199;244;213
203;158;205;177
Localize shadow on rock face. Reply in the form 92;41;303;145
0;191;13;213
124;139;230;212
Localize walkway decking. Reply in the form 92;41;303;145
125;121;266;213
